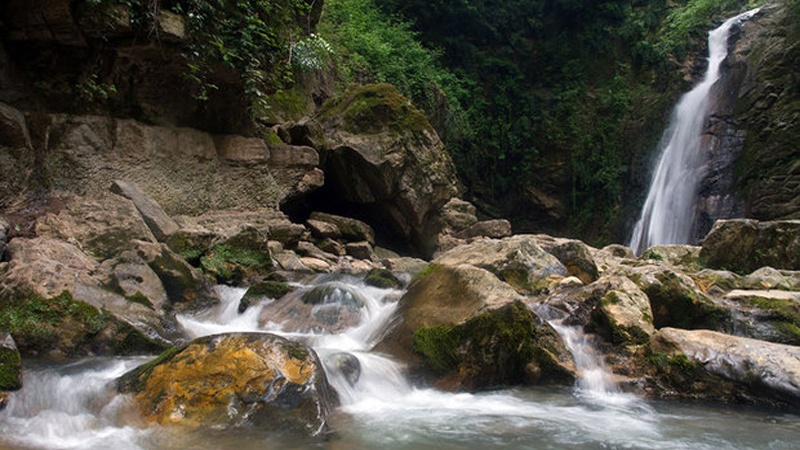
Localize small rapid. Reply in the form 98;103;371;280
2;275;798;449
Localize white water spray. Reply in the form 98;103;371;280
629;8;760;254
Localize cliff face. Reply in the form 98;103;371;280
698;1;800;236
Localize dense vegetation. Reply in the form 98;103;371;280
318;0;762;243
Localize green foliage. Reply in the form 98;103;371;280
173;0;317;118
659;0;764;58
318;0;465;121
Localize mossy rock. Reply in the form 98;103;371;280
745;295;800;343
0;333;22;391
318;83;432;135
413;300;576;391
116;333;338;434
0;290;168;357
363;268;403;289
239;281;294;313
640;270;728;330
198;227;273;285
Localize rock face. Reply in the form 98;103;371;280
117;333;338;435
700;219;800;273
650;327;800;407
316;84;459;256
715;1;800;224
377;264;576;390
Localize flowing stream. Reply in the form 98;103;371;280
629;8;760;254
1;276;799;449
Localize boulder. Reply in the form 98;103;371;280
317;84;459;256
583;276;656;345
650;328;800;407
117;333;338;435
0;102;32;149
434;235;567;294
0;332;22;391
110;180;179;242
345;241;374;261
638;245;703;272
439;197;478;233
199;225;273;285
700;219;800;273
134;240;219;311
629;266;728;330
35;193;157;259
742;267;799;291
308;212;374;245
453;219;513;240
722;289;800;345
533;235;599;284
268;144;319;167
377;264;575;390
259;282;368;333
363;268;403;289
239;281;294;313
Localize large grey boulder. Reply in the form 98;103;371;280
377;264;576;391
110;180;179;241
650;327;800;407
35;192;157;260
434;235;567;294
700;219;800;273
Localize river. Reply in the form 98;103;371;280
1;276;798;449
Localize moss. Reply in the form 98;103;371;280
774;321;800;342
240;281;294;313
410;263;443;285
263;129;284;146
747;296;800;325
0;289;166;356
645;272;728;330
200;244;272;285
117;345;182;394
0;345;22;390
319;83;432;135
363;268;403;289
125;291;154;310
413;325;460;374
166;233;207;266
244;281;293;300
601;291;622;306
641;249;664;261
263;88;310;123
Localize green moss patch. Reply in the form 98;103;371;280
0;290;167;356
319;84;432;135
413;325;459;374
200;244;272;285
0;344;22;391
363;268;403;289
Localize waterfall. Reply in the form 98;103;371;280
629;8;760;254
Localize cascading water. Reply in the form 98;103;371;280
629;8;761;254
2;276;798;449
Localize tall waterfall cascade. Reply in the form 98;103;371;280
629;8;761;254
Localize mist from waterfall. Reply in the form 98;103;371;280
629;8;760;254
